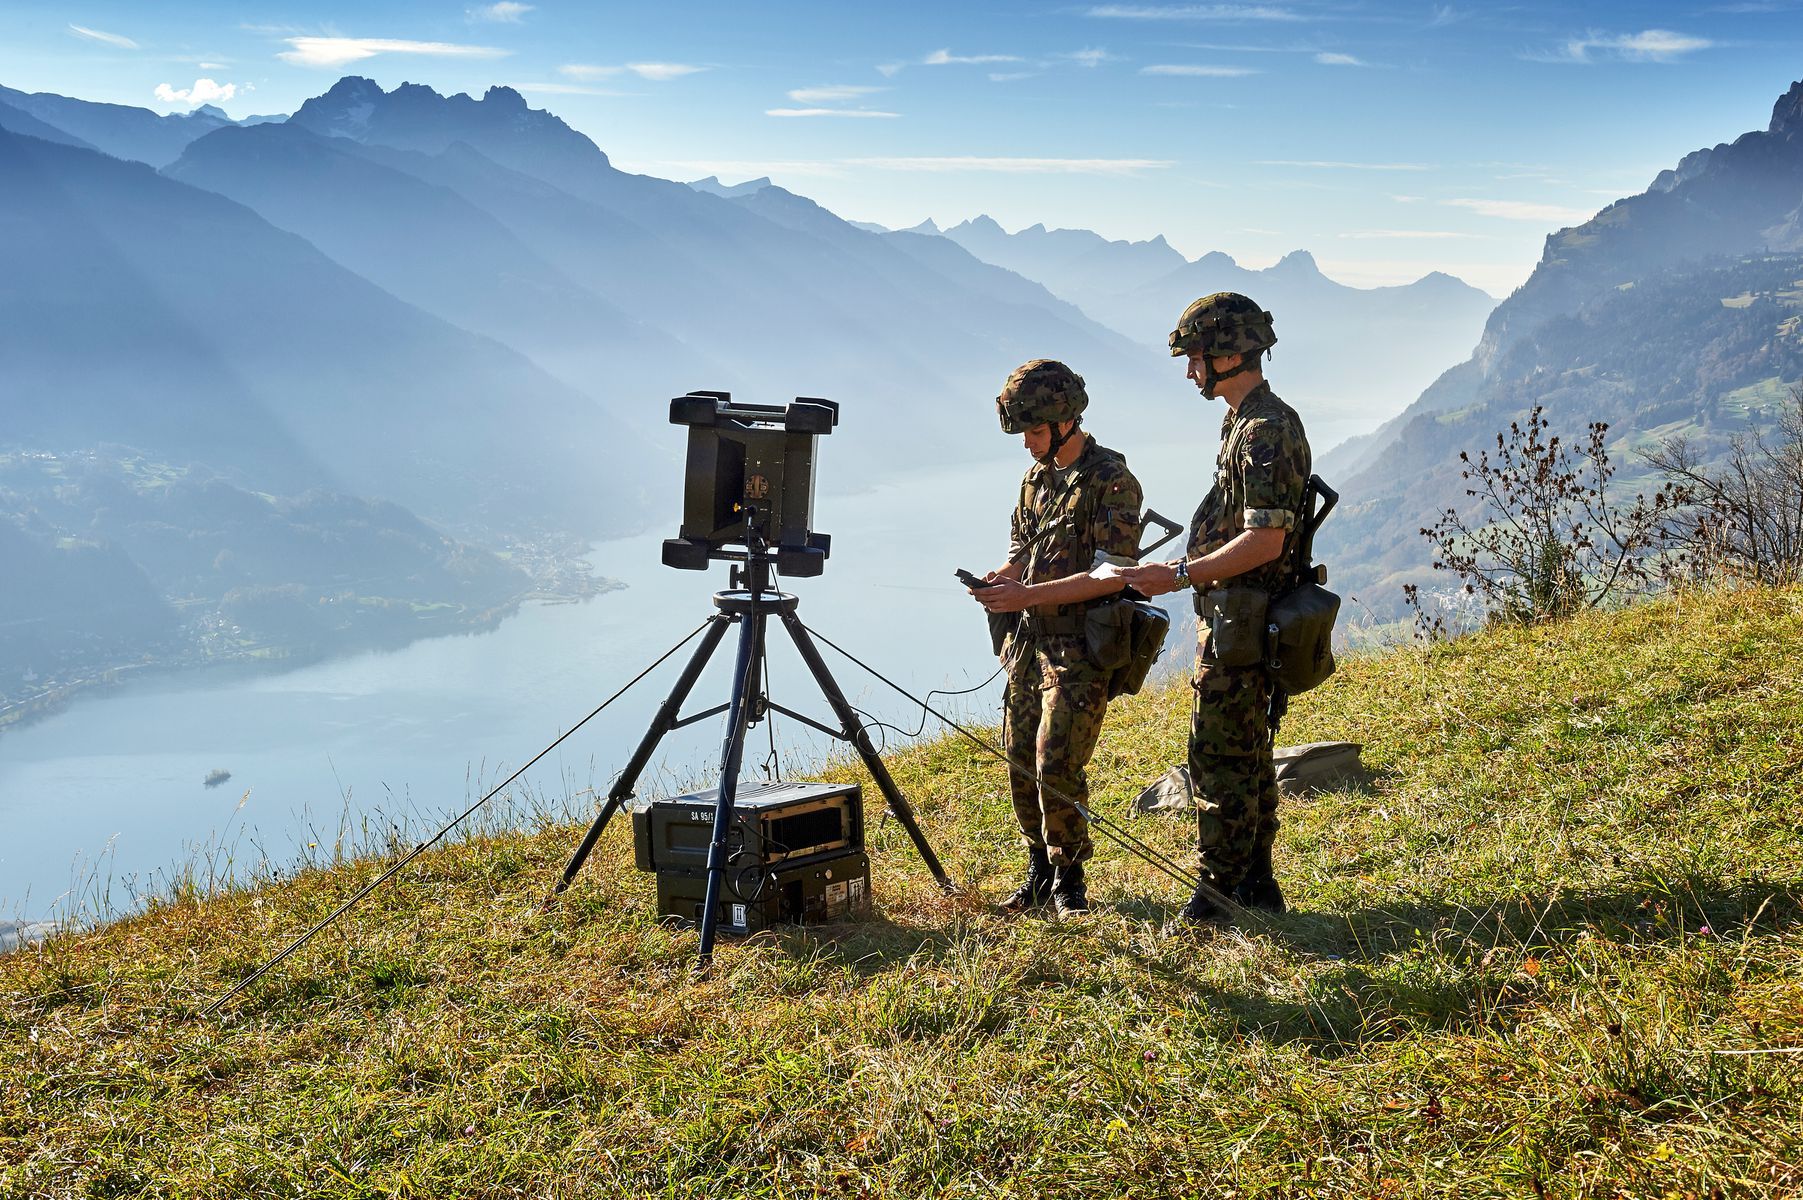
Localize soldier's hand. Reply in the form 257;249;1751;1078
977;577;1034;613
1114;561;1181;596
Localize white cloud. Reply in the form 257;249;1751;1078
876;62;907;78
1066;47;1120;67
154;78;237;107
1257;159;1432;170
198;61;228;70
629;62;706;80
1444;197;1596;223
512;82;632;96
1141;63;1260;76
924;48;1023;65
1086;5;1304;21
560;61;705;81
279;37;510;68
68;24;139;49
787;85;886;103
1538;29;1713;63
990;71;1038;82
1315;52;1367;66
767;108;900;118
850;155;1174;175
470;2;534;21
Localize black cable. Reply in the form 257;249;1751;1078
862;666;1008;741
802;621;1237;907
203;618;718;1017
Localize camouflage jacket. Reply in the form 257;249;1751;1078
1010;435;1144;613
1187;383;1312;595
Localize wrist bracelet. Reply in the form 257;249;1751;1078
1173;559;1190;590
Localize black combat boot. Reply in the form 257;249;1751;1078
1051;862;1089;915
1167;878;1234;933
999;846;1053;914
1233;844;1287;914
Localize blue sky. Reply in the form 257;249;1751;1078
4;1;1801;294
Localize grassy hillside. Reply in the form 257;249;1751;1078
3;587;1801;1198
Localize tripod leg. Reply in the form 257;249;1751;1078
697;608;765;963
779;609;955;892
549;614;733;900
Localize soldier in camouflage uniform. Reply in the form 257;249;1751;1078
1108;294;1311;927
970;359;1144;916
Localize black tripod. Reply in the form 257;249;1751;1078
548;538;953;964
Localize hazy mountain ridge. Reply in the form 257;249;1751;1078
0;85;244;167
0;449;553;719
1317;79;1803;616
918;219;1498;449
271;78;1168;462
164;121;697;413
1;121;650;535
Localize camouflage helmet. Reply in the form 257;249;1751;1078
996;359;1088;434
1168;292;1277;359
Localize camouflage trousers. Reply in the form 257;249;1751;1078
1189;658;1279;890
1002;633;1107;867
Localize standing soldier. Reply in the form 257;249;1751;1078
1108;294;1311;927
971;360;1143;916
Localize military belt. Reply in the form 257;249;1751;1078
1019;609;1087;638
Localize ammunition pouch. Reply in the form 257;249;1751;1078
987;610;1019;659
1196;586;1268;668
1084;600;1135;672
1106;599;1170;699
1265;581;1339;695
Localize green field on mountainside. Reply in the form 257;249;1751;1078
3;587;1801;1198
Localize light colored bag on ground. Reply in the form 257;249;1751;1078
1134;741;1366;813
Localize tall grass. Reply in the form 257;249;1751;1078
1;585;1799;1198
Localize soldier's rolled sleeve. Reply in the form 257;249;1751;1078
1090;471;1144;560
1243;507;1295;530
1238;419;1307;529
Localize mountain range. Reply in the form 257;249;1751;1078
914;217;1498;450
1317;78;1803;617
0;72;1509;702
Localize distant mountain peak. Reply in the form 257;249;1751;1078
1272;249;1321;275
1771;77;1803;135
906;217;940;234
290;75;610;168
1196;250;1239;270
321;76;383;102
482;84;528;110
967;214;1005;234
687;175;773;198
191;104;228;120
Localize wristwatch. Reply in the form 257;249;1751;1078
1173;559;1191;590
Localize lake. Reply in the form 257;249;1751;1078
0;444;1210;924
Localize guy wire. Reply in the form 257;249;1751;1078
800;621;1236;907
202;618;718;1018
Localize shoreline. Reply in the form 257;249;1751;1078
0;579;625;740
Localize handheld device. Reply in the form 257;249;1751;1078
955;569;999;590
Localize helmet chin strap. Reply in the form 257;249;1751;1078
1037;418;1079;466
1201;352;1259;399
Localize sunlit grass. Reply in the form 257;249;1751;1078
3;585;1800;1197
